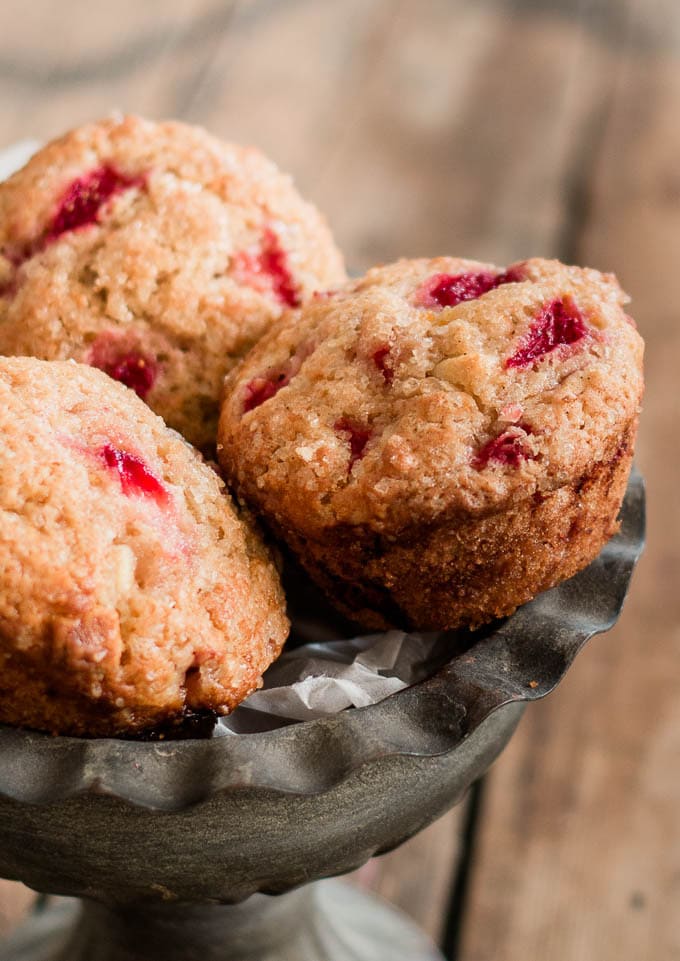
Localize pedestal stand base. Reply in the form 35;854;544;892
0;881;443;961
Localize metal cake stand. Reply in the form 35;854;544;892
0;472;645;961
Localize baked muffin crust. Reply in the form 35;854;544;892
0;358;289;736
218;257;644;630
0;115;346;449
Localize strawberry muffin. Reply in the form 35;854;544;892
0;358;288;737
0;115;346;450
218;257;644;631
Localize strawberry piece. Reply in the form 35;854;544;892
506;297;587;369
0;165;145;281
417;263;525;309
233;228;300;308
335;418;372;468
473;425;535;470
90;344;157;400
107;353;157;400
260;227;300;307
99;445;168;505
47;165;145;241
242;345;312;413
90;336;158;400
243;374;287;412
372;344;394;383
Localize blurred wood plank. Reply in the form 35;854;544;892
190;0;616;270
457;5;680;960
349;807;466;946
0;0;247;144
0;881;35;939
0;0;614;266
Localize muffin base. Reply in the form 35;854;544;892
0;648;258;738
276;421;637;632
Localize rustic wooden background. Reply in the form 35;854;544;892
0;0;677;958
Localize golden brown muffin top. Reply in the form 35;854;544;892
219;257;644;533
0;114;346;449
0;357;288;735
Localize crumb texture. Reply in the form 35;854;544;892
0;358;288;736
218;256;644;630
0;115;346;449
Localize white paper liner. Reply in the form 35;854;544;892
0;139;463;736
217;629;458;734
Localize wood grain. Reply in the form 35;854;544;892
0;881;35;939
349;807;466;945
457;3;680;959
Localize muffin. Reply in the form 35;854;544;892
0;358;289;737
218;257;644;631
0;115;346;450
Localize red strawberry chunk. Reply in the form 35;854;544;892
0;165;145;284
47;165;145;241
260;228;300;307
473;425;536;470
90;347;157;400
506;297;587;369
233;228;300;308
496;264;528;285
99;445;168;505
243;374;287;413
417;264;525;309
90;336;158;400
372;344;394;383
335;418;372;468
242;345;312;413
428;270;498;307
107;353;157;400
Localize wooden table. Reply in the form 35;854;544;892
0;1;677;957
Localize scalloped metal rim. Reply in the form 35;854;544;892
0;472;645;812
